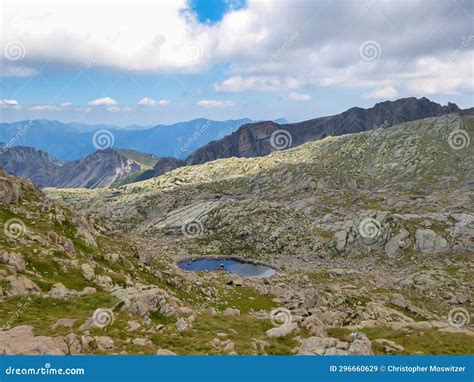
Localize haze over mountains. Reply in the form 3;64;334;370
0;97;469;189
0;118;253;161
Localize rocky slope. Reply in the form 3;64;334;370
0;147;159;189
2;114;472;356
186;97;461;165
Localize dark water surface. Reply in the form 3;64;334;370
178;258;276;278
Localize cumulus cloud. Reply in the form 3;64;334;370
214;75;301;92
88;97;118;106
362;86;398;100
1;0;472;99
0;99;20;108
138;97;170;106
138;97;157;106
196;100;235;108
288;92;312;101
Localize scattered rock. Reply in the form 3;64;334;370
223;308;240;317
266;322;298;338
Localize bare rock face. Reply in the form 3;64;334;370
298;332;372;355
0;325;81;355
0;251;26;272
185;97;460;166
415;229;449;254
112;285;184;322
151;157;185;177
3;275;41;296
329;211;410;256
300;316;327;337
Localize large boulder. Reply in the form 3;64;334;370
298;332;372;355
329;211;409;256
0;325;81;355
112;285;183;322
266;323;298;338
415;229;448;254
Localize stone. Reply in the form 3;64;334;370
266;323;298;338
176;318;189;332
415;229;448;254
0;325;71;355
0;251;26;272
156;348;176;355
96;336;114;351
223;308;240;317
82;287;97;295
81;263;95;281
347;332;372;355
373;339;404;353
132;338;148;346
300;315;327;337
4;275;41;296
48;283;79;299
127;320;141;331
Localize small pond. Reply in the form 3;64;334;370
178;258;276;278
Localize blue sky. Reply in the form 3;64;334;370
1;0;472;126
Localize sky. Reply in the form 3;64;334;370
0;0;473;126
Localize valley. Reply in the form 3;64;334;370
1;112;472;355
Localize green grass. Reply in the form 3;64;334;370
0;293;117;336
327;326;474;355
151;313;299;355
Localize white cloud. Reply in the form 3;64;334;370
61;102;73;107
288;92;312;101
138;97;157;106
196;100;235;108
138;97;170;106
0;99;20;108
1;0;472;99
362;86;398;100
88;97;118;106
214;75;301;92
105;106;121;113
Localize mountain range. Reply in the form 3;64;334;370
0;118;254;161
0;97;468;189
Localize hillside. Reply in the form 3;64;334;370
42;114;474;355
185;97;460;165
0;147;158;189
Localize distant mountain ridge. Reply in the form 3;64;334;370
0;97;469;189
185;97;461;165
0;147;158;188
0;118;253;160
